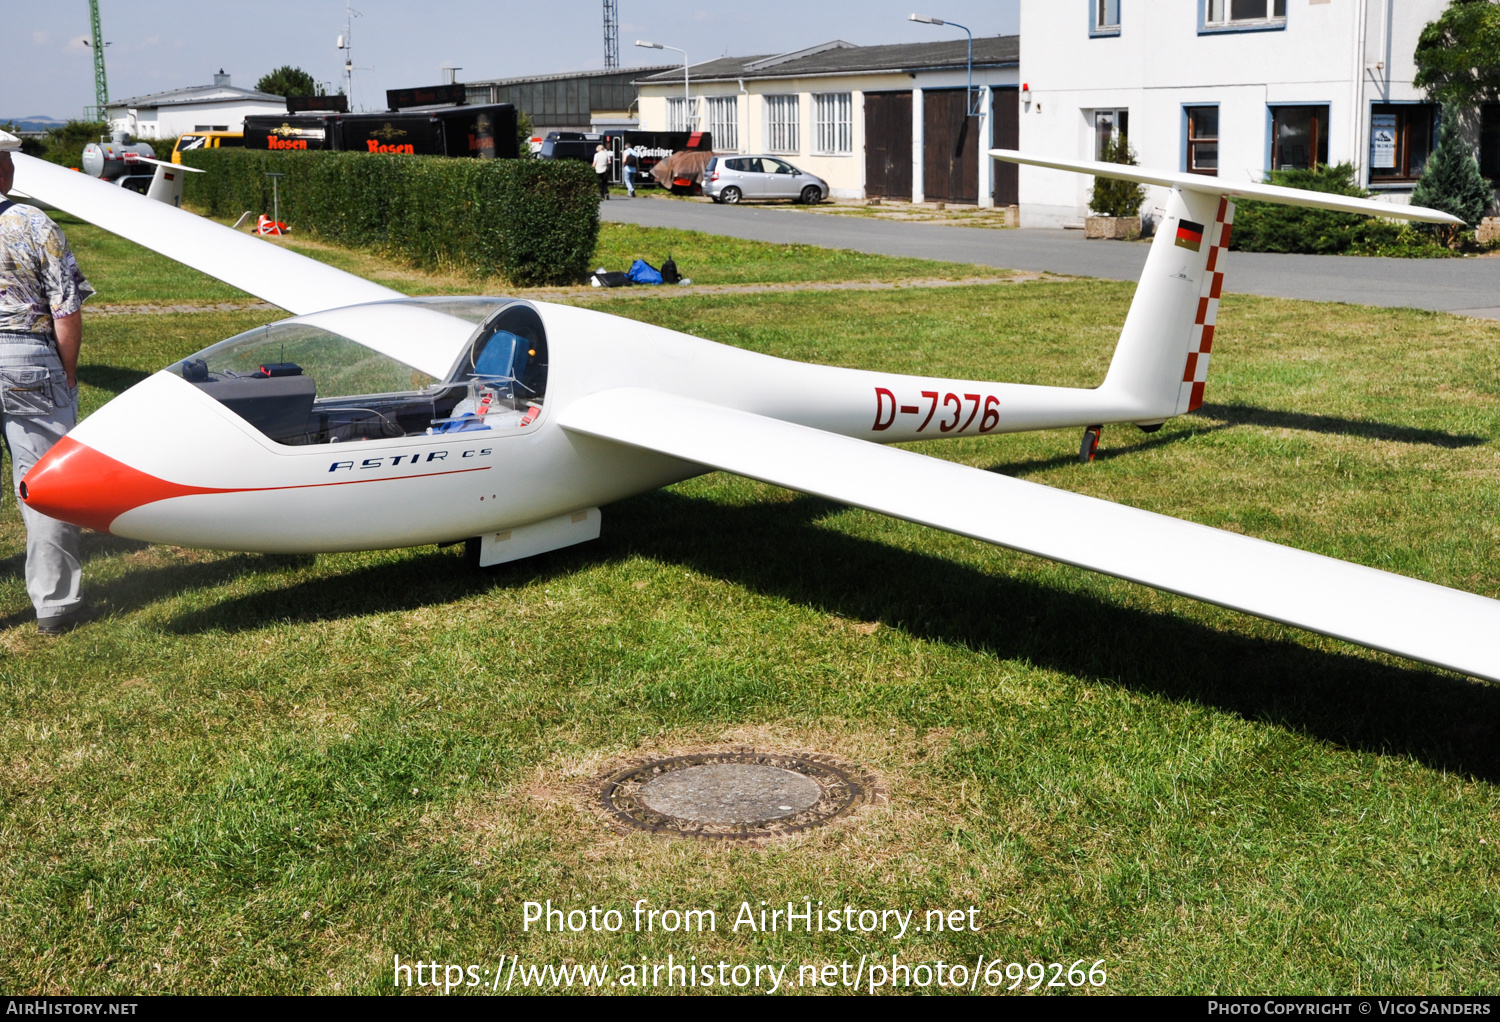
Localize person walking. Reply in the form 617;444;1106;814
0;131;91;634
592;144;612;200
621;144;638;198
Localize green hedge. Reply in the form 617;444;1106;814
1229;163;1454;258
181;149;600;285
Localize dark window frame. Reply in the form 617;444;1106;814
1269;104;1329;172
1185;105;1219;176
1090;0;1121;37
1368;103;1437;183
1201;0;1287;34
1482;103;1500;180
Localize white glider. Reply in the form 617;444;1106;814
9;149;1496;681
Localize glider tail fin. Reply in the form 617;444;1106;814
1098;186;1235;422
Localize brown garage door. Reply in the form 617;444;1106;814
923;89;979;204
864;91;912;199
992;86;1018;206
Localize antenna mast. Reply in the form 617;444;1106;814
603;0;619;69
337;2;363;109
87;0;109;119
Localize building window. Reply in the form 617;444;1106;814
1270;105;1328;171
813;93;852;154
1205;0;1286;28
1369;104;1437;182
667;97;697;132
1482;104;1500;180
1092;0;1121;33
1186;106;1218;175
1094;109;1129;159
765;94;800;154
706;96;738;151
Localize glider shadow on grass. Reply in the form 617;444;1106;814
160;489;1500;783
991;405;1487;477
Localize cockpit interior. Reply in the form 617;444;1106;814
169;299;549;445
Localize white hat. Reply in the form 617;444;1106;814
0;130;19;153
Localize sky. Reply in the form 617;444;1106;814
4;1;1019;120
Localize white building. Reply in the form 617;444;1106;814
635;37;1019;205
106;71;286;140
1017;0;1496;228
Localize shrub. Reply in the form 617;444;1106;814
181;149;599;285
1410;115;1493;246
1230;163;1455;257
1089;134;1146;218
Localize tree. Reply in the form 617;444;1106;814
255;66;319;98
516;109;535;158
1411;114;1492;245
1089;133;1145;218
1413;0;1500;109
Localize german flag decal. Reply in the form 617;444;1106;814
1175;220;1205;252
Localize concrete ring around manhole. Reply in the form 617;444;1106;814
598;749;875;840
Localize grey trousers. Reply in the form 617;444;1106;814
0;334;82;622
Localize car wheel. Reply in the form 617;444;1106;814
800;185;822;204
721;186;742;205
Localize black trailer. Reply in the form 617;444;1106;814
244;104;517;159
244;113;342;152
541;129;712;186
607;129;713;184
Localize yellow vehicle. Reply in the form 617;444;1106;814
171;131;245;164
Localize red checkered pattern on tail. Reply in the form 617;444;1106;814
1178;197;1235;412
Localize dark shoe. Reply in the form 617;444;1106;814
38;605;92;636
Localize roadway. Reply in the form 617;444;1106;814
600;198;1500;319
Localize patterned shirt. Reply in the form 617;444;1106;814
0;202;95;336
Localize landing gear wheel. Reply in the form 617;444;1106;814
721;186;742;205
800;185;822;204
1079;425;1102;463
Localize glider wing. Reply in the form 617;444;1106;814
990;149;1466;224
561;387;1500;682
9;152;403;315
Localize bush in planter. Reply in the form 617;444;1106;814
1089;134;1146;218
182;149;599;285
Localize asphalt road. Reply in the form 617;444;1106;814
601;198;1500;319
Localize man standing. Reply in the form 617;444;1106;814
0;131;91;634
592;144;612;200
621;144;638;198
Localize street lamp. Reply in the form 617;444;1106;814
910;13;981;116
636;40;693;129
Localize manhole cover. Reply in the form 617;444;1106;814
599;750;874;839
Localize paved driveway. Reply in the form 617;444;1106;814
601;199;1500;319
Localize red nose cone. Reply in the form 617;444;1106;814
21;436;229;533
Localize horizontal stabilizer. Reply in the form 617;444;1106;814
990;149;1465;225
9;153;403;315
562;387;1500;682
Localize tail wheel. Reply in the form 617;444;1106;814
1079;425;1102;463
721;186;742;205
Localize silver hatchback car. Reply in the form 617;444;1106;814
703;155;828;204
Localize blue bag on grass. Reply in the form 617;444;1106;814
627;258;664;285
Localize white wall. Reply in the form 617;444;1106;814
110;99;285;139
1017;0;1446;228
639;65;1016;201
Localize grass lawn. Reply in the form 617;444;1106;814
64;210;1000;303
1;221;1498;995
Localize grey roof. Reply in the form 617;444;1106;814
638;35;1018;84
107;83;284;109
467;65;679;88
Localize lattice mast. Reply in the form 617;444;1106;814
603;0;619;69
87;0;109;117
